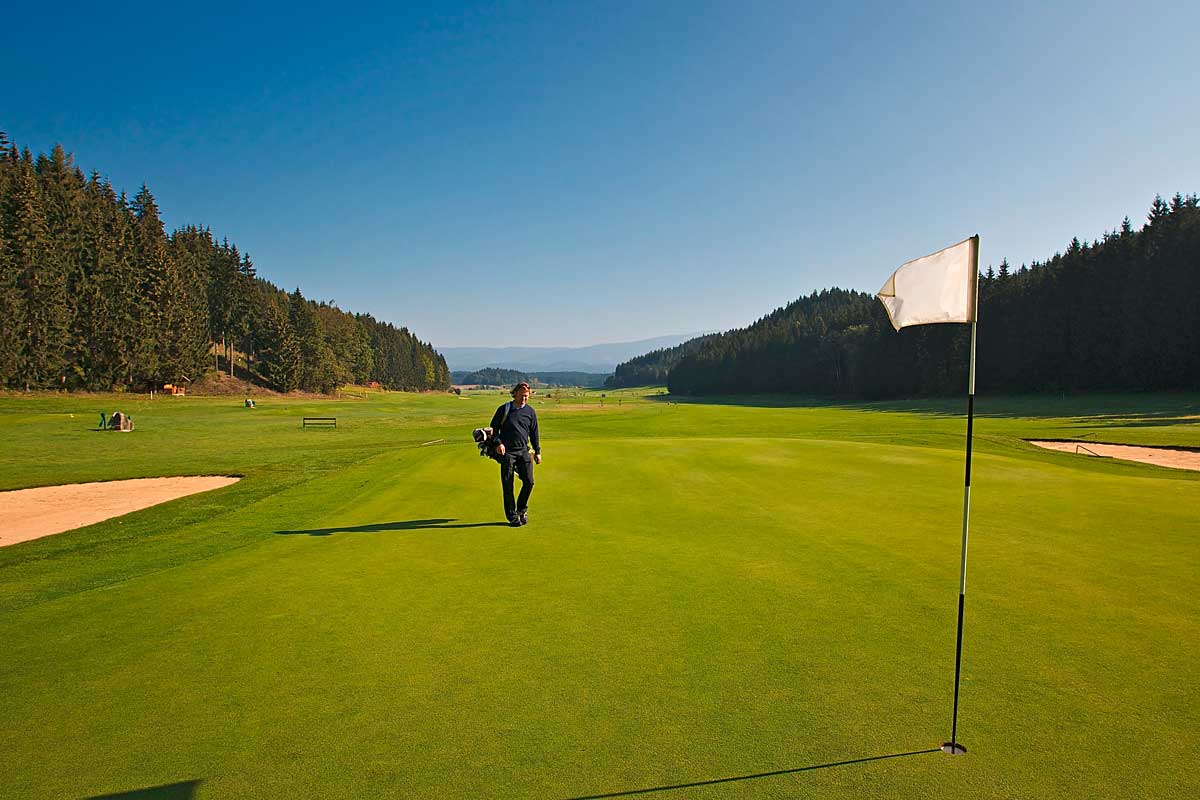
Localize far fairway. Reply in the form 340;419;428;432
1;389;1197;799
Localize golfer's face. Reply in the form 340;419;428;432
514;387;530;403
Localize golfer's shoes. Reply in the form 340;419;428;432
518;511;528;526
509;516;522;527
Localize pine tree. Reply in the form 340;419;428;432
35;145;86;386
168;225;220;383
0;134;26;383
258;295;301;392
130;185;185;386
288;288;338;392
72;173;121;388
7;162;70;389
234;252;257;375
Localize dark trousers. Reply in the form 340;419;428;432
500;452;535;520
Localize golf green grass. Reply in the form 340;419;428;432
1;389;1197;799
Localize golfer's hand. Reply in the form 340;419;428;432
496;443;505;456
534;453;542;465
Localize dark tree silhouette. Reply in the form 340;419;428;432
0;134;450;393
613;195;1200;397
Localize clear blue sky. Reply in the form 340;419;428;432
4;1;1197;347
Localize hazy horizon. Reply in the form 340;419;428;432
439;331;710;372
5;1;1197;348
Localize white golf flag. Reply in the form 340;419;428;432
877;237;977;331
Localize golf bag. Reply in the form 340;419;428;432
472;402;511;462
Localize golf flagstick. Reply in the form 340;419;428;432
876;234;981;756
942;235;979;756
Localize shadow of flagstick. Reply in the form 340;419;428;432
563;749;942;799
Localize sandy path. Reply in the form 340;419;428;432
1028;441;1200;472
0;476;240;547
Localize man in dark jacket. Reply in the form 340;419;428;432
490;381;542;526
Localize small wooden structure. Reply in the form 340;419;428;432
302;417;337;428
163;375;192;396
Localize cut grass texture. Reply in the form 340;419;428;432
1;389;1197;798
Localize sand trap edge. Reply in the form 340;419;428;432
0;476;242;547
1027;441;1200;472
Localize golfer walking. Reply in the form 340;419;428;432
491;382;542;526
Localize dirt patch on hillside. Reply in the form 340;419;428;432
189;370;356;399
0;476;241;547
1028;441;1200;472
187;370;274;396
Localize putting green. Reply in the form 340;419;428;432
0;390;1196;798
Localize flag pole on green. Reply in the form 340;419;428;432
877;234;980;756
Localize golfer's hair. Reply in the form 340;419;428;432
512;381;531;395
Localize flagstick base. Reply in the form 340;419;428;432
941;742;968;755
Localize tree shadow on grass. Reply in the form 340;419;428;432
275;518;509;536
85;780;202;800
563;748;941;799
1068;415;1200;429
650;391;1200;422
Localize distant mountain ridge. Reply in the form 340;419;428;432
439;333;709;373
451;368;609;388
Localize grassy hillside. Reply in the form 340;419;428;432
1;389;1197;798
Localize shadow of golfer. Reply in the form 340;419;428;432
85;780;202;799
563;748;941;799
275;518;510;536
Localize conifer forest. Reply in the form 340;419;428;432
616;195;1200;398
4;133;1196;400
0;134;450;393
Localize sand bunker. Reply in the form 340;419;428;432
0;476;240;547
1028;441;1200;472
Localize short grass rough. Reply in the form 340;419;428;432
1;389;1197;799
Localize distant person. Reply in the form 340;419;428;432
490;382;542;527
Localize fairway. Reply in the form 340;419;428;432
1;390;1197;799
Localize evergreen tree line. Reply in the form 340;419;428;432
0;135;449;393
453;367;609;388
615;195;1199;398
452;367;530;386
607;334;718;388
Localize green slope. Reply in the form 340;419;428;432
1;390;1196;798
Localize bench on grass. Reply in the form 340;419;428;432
302;417;337;428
